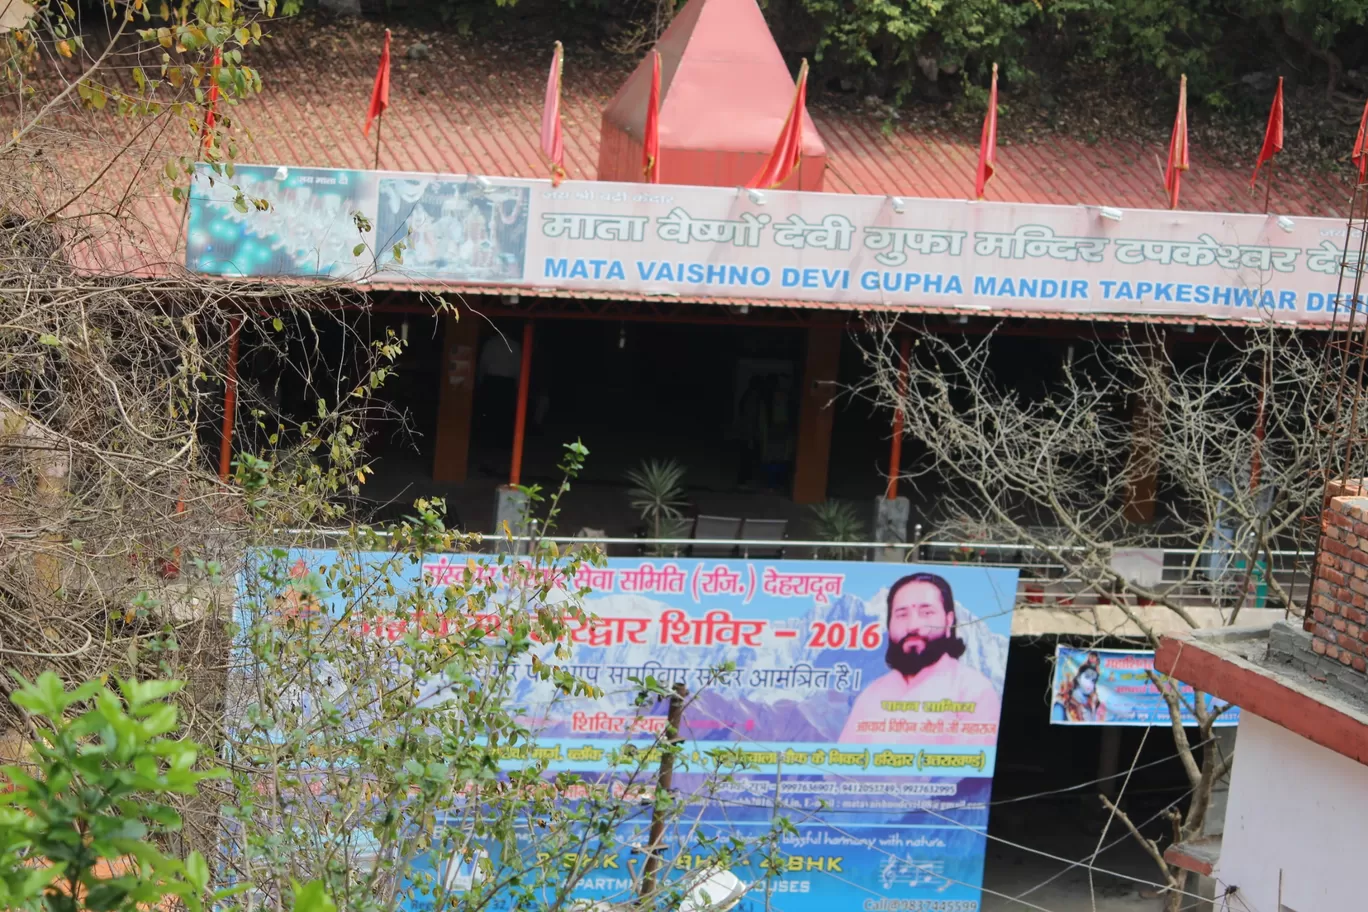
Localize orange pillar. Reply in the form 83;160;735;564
432;312;480;483
1122;337;1165;524
218;317;241;481
509;320;535;487
1122;397;1159;522
1250;353;1268;492
886;334;911;500
792;326;842;504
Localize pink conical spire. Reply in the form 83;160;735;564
597;0;825;189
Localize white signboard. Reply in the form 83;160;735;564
185;164;1359;324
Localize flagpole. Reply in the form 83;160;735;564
1263;158;1274;213
374;109;383;170
1167;74;1187;211
367;28;391;171
375;28;387;170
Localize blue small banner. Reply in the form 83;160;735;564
1050;646;1239;727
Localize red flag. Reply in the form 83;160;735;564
364;29;391;138
974;63;999;200
746;59;809;190
542;42;566;186
202;46;222;154
1353;99;1368;185
1250;76;1283;188
643;51;661;183
1165;74;1189;210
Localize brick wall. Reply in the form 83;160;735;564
1312;479;1368;671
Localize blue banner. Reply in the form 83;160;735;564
1050;646;1239;727
255;552;1018;912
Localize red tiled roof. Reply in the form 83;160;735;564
215;19;1353;216
46;16;1360;315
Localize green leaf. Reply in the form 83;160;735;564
291;880;336;912
10;671;65;717
185;851;209;892
1;764;43;795
65;679;100;705
212;883;254;903
179;25;206;51
93;817;148;842
38;333;60;346
124;678;183;708
352;243;365;257
232;194;248;214
84;882;131;912
272;317;284;332
19;863;66;900
140;803;183;828
139;702;178;736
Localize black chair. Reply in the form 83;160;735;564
739;517;787;558
690;515;743;557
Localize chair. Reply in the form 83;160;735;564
690;515;742;557
739;518;787;558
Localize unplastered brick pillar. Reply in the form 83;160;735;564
1312;479;1368;673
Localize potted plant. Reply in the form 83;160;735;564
626;459;691;555
807;500;867;560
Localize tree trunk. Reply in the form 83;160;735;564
1164;869;1189;912
1280;9;1342;95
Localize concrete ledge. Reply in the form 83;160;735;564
1010;606;1287;638
1156;620;1368;767
1267;621;1368;702
1163;835;1220;877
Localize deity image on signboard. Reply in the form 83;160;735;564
838;572;1004;746
1048;645;1240;726
1051;649;1106;723
375;178;529;282
185;165;377;280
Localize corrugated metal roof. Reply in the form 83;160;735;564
365;280;1279;326
49;16;1360;324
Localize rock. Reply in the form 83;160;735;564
873;495;909;546
317;0;360;15
406;42;430;60
1240;70;1278;92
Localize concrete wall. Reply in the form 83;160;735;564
1219;711;1368;912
